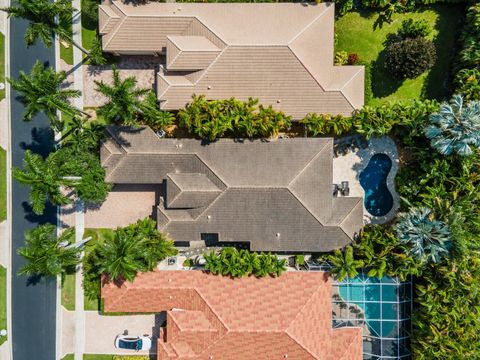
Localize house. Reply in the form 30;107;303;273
98;1;365;118
102;270;363;359
101;126;363;252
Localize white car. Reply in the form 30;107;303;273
114;334;152;351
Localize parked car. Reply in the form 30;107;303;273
114;334;152;351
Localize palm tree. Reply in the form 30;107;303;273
140;91;175;131
394;207;452;264
95;218;177;282
328;246;364;281
8;60;83;132
13;150;76;215
60;116;105;152
425;95;480;156
2;0;89;54
17;224;82;277
94;65;150;126
96;229;145;282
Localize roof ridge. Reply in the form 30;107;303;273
286;45;325;91
102;2;129;50
288;3;331;45
285;285;327;359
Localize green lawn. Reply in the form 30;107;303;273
60;18;74;65
0;32;5;100
62;354;74;360
0;266;7;346
335;5;464;105
62;273;76;311
0;147;6;222
81;0;98;51
84;355;113;360
83;228;115;311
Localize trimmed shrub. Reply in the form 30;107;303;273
397;18;432;40
386;37;436;79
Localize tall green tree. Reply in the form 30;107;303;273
8;60;82;132
2;0;88;53
394;207;452;264
13;150;75;214
94;65;149;126
327;246;364;281
95;218;177;282
14;147;111;215
17;224;81;277
425;95;480;157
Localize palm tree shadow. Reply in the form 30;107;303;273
21;201;57;224
19;127;55;158
26;274;43;286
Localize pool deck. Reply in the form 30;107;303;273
332;136;400;224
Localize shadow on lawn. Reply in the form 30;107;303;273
370;49;404;99
421;5;464;100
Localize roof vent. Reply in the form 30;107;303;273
207;85;212;90
277;99;281;103
276;233;280;238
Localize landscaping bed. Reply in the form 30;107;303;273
335;5;464;104
83;228;115;311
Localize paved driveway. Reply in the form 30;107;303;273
62;184;161;229
84;311;162;356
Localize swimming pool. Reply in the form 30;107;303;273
360;153;394;216
333;274;412;359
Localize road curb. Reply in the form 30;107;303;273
4;0;13;357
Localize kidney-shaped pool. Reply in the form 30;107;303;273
359;153;394;217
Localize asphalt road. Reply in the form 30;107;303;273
10;16;57;360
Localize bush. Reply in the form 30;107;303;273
363;62;373;104
347;52;360;65
397;18;432;40
334;50;349;65
452;4;480;99
454;69;480;101
300;113;355;137
295;254;305;266
178;95;291;140
386;37;436;79
204;247;287;278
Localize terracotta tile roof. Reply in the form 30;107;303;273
102;271;362;360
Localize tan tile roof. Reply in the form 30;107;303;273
102;271;363;360
99;1;364;118
101;126;364;252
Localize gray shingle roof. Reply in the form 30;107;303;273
101;126;363;251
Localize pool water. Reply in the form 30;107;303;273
359;153;393;216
